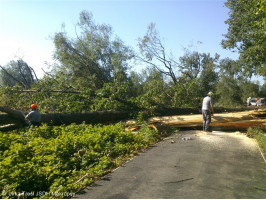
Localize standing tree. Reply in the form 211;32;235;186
179;51;204;80
239;80;260;103
195;53;220;98
179;51;219;81
137;23;179;84
138;23;222;108
0;59;38;88
259;82;266;97
53;11;134;90
222;0;266;77
135;67;169;109
176;52;219;108
216;58;243;106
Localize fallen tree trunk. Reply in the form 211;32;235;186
0;107;26;121
40;111;130;125
0;113;20;125
1;106;265;131
0;106;130;127
148;108;266;130
150;106;255;116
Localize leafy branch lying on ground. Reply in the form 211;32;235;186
0;122;169;199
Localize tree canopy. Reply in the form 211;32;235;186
53;11;134;89
0;10;265;114
222;0;266;77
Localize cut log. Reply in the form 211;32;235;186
212;119;266;129
148;108;266;130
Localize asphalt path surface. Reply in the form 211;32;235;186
76;130;266;199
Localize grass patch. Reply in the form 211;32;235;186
246;127;266;159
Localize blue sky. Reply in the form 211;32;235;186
0;0;262;83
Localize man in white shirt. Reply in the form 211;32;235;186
202;92;214;132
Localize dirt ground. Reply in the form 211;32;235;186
75;130;266;199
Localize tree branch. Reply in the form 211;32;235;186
10;89;81;94
17;60;31;88
0;65;27;88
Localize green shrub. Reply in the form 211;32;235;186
0;122;159;199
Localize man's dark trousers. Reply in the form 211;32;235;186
202;110;211;131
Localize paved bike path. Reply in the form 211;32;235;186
76;130;266;199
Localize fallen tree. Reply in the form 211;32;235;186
0;106;130;128
1;106;265;132
148;108;266;130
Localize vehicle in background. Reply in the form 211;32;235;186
256;98;265;107
249;98;265;107
249;98;257;106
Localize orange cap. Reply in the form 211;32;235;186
30;104;38;109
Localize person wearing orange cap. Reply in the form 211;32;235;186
25;104;41;126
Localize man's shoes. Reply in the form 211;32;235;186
205;128;212;132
